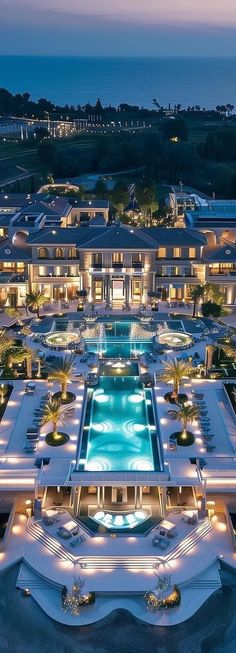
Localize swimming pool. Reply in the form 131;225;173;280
83;320;155;358
79;374;161;472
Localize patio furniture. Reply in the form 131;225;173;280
152;537;170;550
25;382;36;394
181;510;198;525
43;511;61;525
69;535;86;547
61;519;80;536
158;519;177;538
57;527;72;540
168;441;177;451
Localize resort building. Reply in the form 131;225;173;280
1;197;236;625
0;221;235;307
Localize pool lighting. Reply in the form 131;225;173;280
128;393;143;404
94;394;110;404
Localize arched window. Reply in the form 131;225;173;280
39;247;49;259
68;247;78;259
55;247;63;259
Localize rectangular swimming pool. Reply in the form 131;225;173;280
78;374;161;472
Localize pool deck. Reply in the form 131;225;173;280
0;507;236;625
1;306;236;625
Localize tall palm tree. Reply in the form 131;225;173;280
0;331;14;359
24;346;41;378
41;398;64;440
48;355;75;401
0;384;8;405
26;290;45;318
168;404;199;441
159;358;193;400
190;285;205;318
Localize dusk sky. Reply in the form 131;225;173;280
1;0;236;56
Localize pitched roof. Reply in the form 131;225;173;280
141;227;207;246
0;239;31;261
203;244;236;262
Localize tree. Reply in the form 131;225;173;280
201;301;223;318
41;398;64;441
110;182;129;217
204;283;224;305
190;285;205;318
48;356;75;401
0;331;14;358
0;384;8;405
5;306;23;325
159;359;193;400
168;404;199;441
26;290;45;318
160;117;189;141
135;179;158;225
94;179;108;198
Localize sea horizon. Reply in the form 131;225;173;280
0;54;236;108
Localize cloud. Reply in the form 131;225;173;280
2;0;236;27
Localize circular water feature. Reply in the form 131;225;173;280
156;331;193;350
44;331;79;349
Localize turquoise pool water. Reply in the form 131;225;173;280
84;320;155;358
79;375;161;472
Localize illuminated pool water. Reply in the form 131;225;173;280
44;331;79;348
79;375;161;472
157;331;193;350
86;320;154;358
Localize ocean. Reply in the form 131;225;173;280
0;55;236;110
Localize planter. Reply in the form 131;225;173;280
45;432;69;447
171;430;195;447
52;391;76;405
164;392;188;405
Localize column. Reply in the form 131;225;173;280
134;486;138;508
102;486;105;507
125;275;130;303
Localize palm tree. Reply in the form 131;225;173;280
24;346;41;378
48;355;75;401
5;307;23;325
190;285;205;318
159;359;193;400
7;346;26;370
26;290;45;318
41;398;64;441
0;331;14;359
168;404;199;441
0;384;8;405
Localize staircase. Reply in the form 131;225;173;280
26;518;212;572
26;520;75;563
166;518;212;562
182;579;221;589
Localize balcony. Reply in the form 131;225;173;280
132;262;144;270
0;272;26;284
207;269;236;281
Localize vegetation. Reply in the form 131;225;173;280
160;359;193;401
41;398;65;442
201;301;223;318
26;290;45;318
190;285;205;318
48;356;76;402
168;404;199;443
